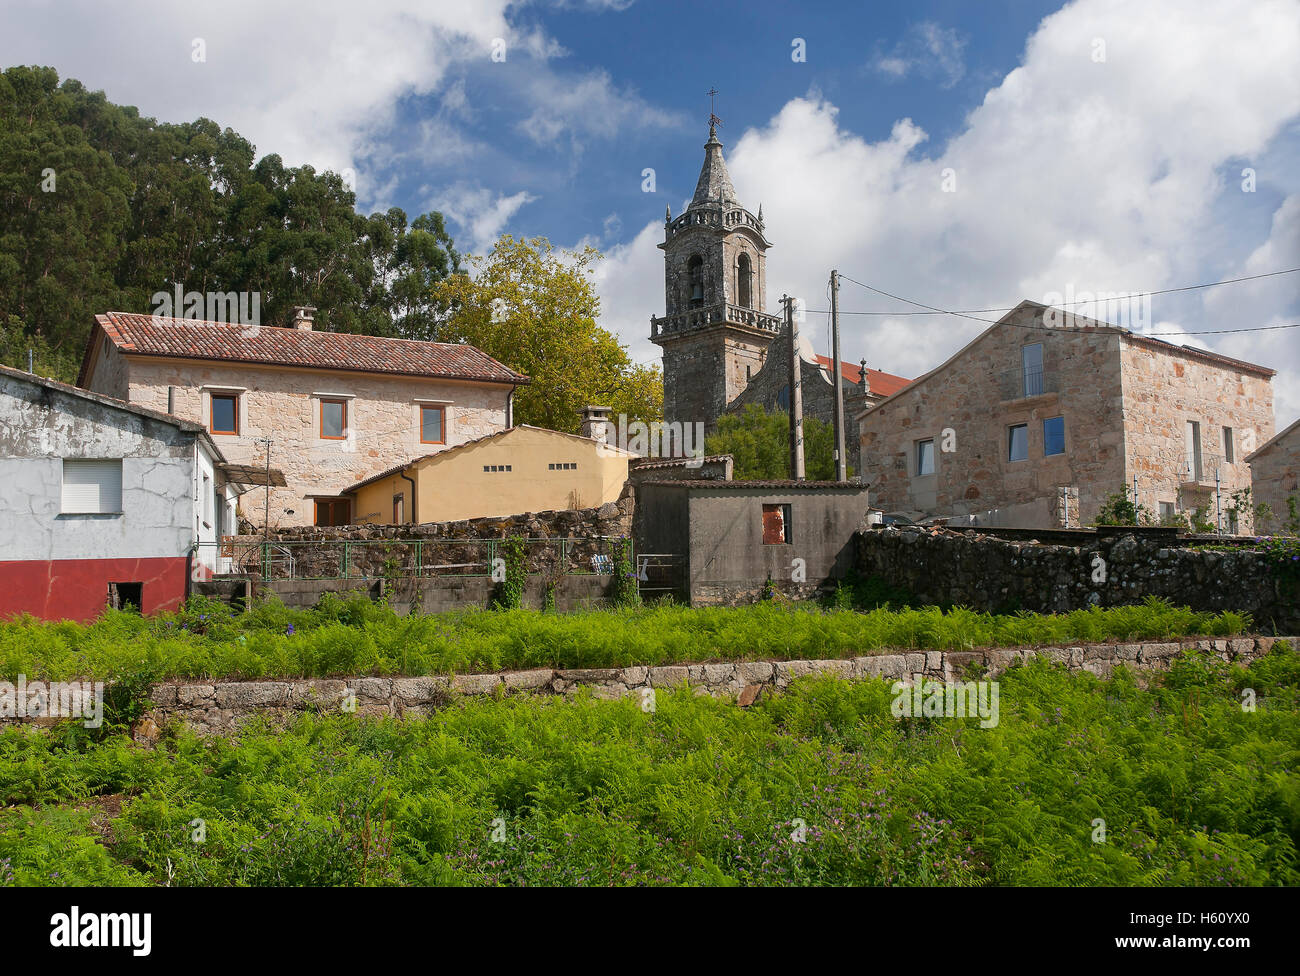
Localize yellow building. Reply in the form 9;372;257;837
345;425;635;524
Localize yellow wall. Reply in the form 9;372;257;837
349;426;631;523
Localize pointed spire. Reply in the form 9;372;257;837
665;203;672;223
690;123;738;209
757;203;764;224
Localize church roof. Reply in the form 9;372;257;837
690;124;739;209
815;355;912;397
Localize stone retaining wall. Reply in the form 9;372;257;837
225;495;634;581
858;526;1300;633
138;635;1290;736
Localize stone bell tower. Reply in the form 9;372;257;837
650;122;781;429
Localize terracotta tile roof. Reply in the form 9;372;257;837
814;355;911;397
640;479;868;490
81;312;529;387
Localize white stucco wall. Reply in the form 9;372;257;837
0;374;205;562
193;438;237;574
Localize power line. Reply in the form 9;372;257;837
813;267;1299;316
803;268;1300;337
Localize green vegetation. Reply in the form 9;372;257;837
430;235;663;432
2;644;1296;886
0;67;462;380
0;593;1252;683
705;403;848;481
490;536;528;610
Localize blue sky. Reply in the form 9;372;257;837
369;0;1068;247
4;0;1299;423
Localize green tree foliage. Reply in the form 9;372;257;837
705;403;847;480
0;67;459;381
432;235;663;432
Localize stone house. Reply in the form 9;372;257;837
858;301;1275;530
1247;416;1300;532
0;363;234;621
344;424;637;524
78;308;528;529
648;123;909;451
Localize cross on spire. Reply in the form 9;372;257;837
707;87;723;130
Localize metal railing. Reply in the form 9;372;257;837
1177;453;1227;486
635;552;686;597
193;537;630;582
998;365;1059;400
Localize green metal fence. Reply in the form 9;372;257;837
194;537;628;582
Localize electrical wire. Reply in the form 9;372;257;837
808;269;1300;338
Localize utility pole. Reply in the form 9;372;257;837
784;295;805;481
830;270;846;482
257;437;272;545
1215;467;1222;536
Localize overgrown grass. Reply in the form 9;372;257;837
0;592;1254;683
2;644;1296;886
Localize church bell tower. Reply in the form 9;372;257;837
650;120;780;429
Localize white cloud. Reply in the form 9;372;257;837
0;1;525;177
872;21;968;88
596;0;1300;423
517;69;683;154
589;220;665;365
429;184;538;254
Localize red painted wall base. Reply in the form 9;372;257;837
0;557;189;623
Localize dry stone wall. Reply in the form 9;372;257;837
134;635;1289;736
857;525;1300;633
225;496;634;581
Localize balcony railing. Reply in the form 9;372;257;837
998;365;1059;400
1178;453;1226;487
651;302;782;340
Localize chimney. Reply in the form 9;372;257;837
580;405;613;443
290;305;317;331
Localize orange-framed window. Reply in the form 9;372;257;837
420;404;446;444
211;393;239;435
320;399;347;440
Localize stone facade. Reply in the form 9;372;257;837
1120;335;1274;532
650;125;783;429
650;126;910;459
221;493;634;580
858;302;1275;529
857;525;1300;633
1248;418;1300;533
108;635;1290;737
86;355;510;530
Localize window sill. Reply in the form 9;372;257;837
57;512;123;519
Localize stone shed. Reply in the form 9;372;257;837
633;480;871;605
